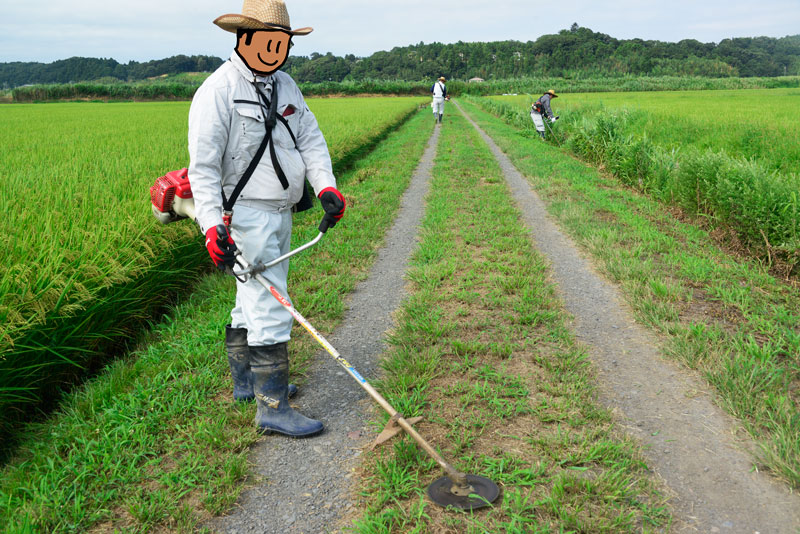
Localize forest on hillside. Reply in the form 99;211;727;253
284;25;800;82
2;25;799;88
0;55;223;88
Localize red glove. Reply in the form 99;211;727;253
205;224;237;270
318;187;346;228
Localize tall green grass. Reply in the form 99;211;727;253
11;83;199;102
12;75;800;102
494;89;800;174
0;97;424;453
470;93;800;274
448;75;800;96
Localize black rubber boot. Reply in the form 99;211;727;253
250;343;323;437
225;326;297;401
225;325;254;402
438;113;443;123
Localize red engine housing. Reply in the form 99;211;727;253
150;168;193;213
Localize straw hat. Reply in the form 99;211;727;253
546;89;558;97
438;77;446;82
214;0;312;35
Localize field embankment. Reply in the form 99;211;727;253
470;89;800;280
0;97;424;454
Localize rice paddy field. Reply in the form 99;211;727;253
0;97;424;447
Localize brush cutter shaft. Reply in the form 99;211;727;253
262;272;469;487
233;247;471;490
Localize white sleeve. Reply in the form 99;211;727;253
187;84;231;233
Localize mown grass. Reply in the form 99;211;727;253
457;98;800;489
0;107;434;533
349;108;670;533
0;97;423;454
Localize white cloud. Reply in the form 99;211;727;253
1;0;798;62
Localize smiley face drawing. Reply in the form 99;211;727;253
235;29;292;75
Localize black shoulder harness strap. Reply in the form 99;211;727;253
221;77;299;216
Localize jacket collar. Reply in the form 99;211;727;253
229;52;273;85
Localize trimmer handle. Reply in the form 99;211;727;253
229;216;330;280
318;216;332;234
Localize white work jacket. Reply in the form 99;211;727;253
188;53;336;232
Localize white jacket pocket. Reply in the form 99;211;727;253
232;104;266;175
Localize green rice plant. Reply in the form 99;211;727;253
0;97;424;453
492;88;800;173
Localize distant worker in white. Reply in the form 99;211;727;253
188;0;346;438
530;89;559;139
431;76;449;123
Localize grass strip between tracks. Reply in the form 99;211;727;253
0;108;433;533
458;98;800;490
350;109;670;533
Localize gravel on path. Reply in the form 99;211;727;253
209;125;441;534
456;101;800;534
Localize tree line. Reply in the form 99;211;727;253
0;55;223;89
3;25;800;88
283;25;800;82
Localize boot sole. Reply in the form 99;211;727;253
257;424;324;438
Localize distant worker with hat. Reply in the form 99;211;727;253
431;76;449;124
531;89;559;139
188;0;346;438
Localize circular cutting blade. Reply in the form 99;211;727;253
426;474;501;510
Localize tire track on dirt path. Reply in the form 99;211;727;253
456;101;800;534
209;122;440;534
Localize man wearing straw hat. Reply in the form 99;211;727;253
188;0;346;438
530;89;559;139
430;76;448;124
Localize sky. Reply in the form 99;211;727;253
1;0;799;64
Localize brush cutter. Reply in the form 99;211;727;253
149;169;501;511
544;115;562;145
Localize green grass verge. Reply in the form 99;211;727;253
457;98;800;489
0;108;434;533
350;108;670;533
